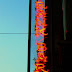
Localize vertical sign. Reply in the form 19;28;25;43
34;0;49;71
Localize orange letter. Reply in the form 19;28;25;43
37;43;47;52
35;53;48;63
35;63;45;70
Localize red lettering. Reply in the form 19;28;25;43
35;53;48;63
35;0;49;71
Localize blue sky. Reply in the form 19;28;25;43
0;0;29;33
0;0;29;72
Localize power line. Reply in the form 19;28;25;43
0;33;35;34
